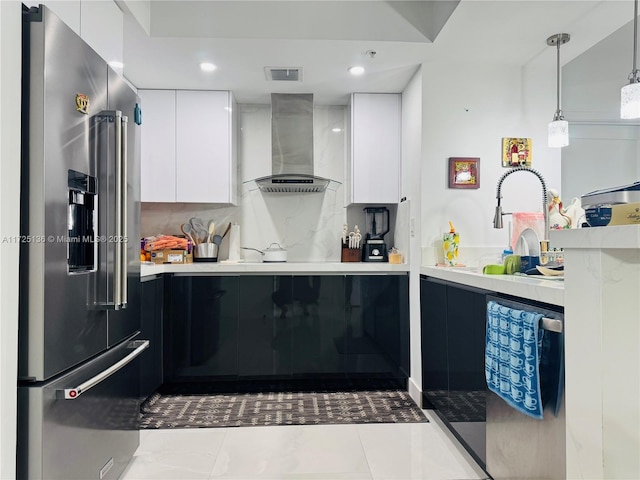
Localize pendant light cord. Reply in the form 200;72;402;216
548;34;569;121
556;38;561;115
633;0;639;80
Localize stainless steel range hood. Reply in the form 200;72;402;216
249;93;340;193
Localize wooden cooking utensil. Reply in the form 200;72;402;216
181;223;198;245
221;222;232;239
207;220;216;243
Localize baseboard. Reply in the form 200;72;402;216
158;377;407;395
407;377;422;407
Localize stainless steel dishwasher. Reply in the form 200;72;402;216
485;295;565;480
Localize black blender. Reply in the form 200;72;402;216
362;207;389;262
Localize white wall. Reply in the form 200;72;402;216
421;58;562;264
116;0;150;35
562;18;640;201
400;68;423;402
0;2;22;477
564;19;633;124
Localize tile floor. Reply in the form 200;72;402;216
120;410;489;480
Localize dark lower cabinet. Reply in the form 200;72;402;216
140;275;164;399
164;273;409;385
291;276;347;376
237;276;292;377
420;278;448;410
346;275;409;380
447;286;488;393
420;276;490;467
166;275;239;381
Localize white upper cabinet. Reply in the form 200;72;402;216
140;89;237;204
139;90;177;202
80;0;123;71
347;93;401;204
176;91;237;204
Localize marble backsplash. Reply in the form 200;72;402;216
142;104;402;263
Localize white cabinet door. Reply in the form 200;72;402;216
349;93;401;204
176;90;235;204
139;90;176;202
80;0;123;70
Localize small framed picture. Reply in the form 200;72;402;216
448;157;480;189
502;137;532;167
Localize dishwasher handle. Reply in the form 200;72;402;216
540;317;563;333
487;295;563;333
58;340;149;400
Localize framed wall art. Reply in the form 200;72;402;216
502;137;532;167
448;157;480;189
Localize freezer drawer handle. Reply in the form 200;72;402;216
58;340;149;400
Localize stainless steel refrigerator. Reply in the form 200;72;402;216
18;5;147;479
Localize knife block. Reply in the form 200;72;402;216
341;244;361;262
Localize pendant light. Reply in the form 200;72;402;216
547;33;570;148
621;0;640;118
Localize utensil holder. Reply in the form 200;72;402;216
194;243;218;262
341;245;361;262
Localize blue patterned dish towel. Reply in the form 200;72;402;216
485;301;544;419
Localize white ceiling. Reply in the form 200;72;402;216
121;0;634;105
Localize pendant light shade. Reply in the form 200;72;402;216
621;83;640;118
548;119;569;148
621;0;640;118
547;33;570;148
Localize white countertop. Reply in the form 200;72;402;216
141;262;410;277
418;225;640;308
420;266;564;307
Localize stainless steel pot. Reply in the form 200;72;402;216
242;243;287;262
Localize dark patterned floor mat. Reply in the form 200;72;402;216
140;389;428;429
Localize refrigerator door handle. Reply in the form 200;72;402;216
119;114;128;307
58;340;149;400
94;110;127;310
112;110;124;308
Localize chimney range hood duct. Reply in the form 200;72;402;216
251;93;340;193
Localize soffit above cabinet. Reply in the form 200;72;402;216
121;1;631;105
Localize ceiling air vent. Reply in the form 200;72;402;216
265;67;303;82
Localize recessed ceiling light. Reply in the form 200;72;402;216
108;61;124;69
348;66;365;76
200;62;217;72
